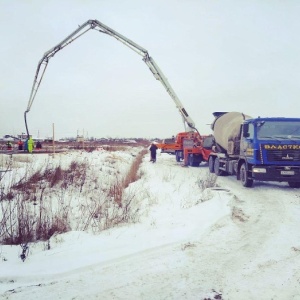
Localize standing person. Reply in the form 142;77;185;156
6;141;12;150
27;136;34;153
36;141;42;150
149;143;158;163
24;138;28;152
17;140;23;151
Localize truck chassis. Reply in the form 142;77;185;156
209;153;300;188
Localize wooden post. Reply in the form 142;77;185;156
82;129;84;149
52;123;55;154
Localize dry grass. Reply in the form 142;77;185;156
108;149;148;207
0;148;147;245
198;172;218;191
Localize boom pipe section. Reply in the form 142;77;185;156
24;19;197;137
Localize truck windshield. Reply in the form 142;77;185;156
257;121;300;139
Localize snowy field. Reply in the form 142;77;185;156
1;148;300;300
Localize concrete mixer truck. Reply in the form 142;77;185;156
208;112;300;188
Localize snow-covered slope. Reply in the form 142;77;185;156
1;150;300;300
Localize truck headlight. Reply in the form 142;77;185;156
253;168;267;173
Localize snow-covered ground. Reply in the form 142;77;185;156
1;149;300;300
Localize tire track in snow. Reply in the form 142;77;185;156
196;176;300;299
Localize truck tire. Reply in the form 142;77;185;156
208;156;215;173
288;182;300;188
240;163;253;187
188;154;200;167
214;157;225;176
175;151;182;162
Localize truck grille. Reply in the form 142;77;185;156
266;150;300;162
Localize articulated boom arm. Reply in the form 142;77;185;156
24;19;196;136
143;55;196;131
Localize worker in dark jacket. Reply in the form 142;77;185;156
36;141;42;150
24;139;28;152
149;143;158;163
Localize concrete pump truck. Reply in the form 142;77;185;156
24;19;211;165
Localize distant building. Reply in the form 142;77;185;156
76;135;85;142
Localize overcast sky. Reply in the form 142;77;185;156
1;1;300;139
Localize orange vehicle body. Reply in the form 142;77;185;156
156;132;193;153
157;131;213;166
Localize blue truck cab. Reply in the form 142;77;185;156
239;117;300;187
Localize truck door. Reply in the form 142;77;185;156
241;123;255;161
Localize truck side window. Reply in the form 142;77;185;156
248;123;254;139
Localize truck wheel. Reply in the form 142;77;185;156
240;163;253;187
214;157;224;176
188;154;200;167
288;182;300;188
208;156;215;173
175;151;181;162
